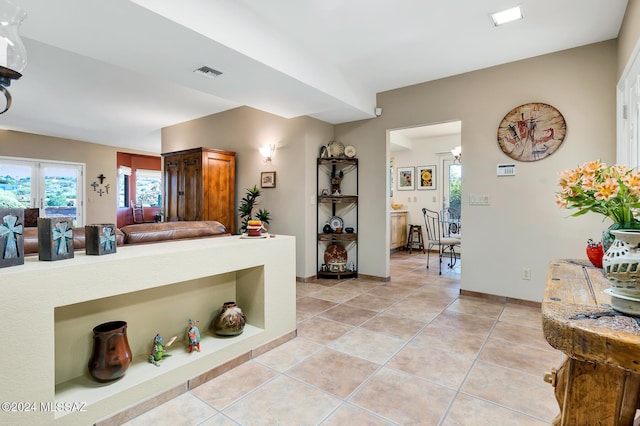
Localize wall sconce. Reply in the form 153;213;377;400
259;144;276;164
0;0;27;115
451;146;462;164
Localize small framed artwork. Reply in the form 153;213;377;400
417;165;436;190
397;167;414;191
261;171;276;188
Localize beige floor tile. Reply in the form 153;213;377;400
321;403;395;425
491;321;556;352
253;337;323;372
296;296;338;315
350;367;455;425
287;348;379;398
329;327;406;364
360;312;426;340
479;337;563;376
191;361;278;410
222;375;341;425
122;393;217;425
413;323;487;358
443;393;550;426
430;310;496;335
318;303;379;326
446;296;505;319
296;282;321;297
385;299;444;322
366;284;416;300
312;286;368;303
345;293;398;312
388;342;475;389
461;361;559;422
334;279;380;293
297;316;354;344
297;310;313;323
499;304;543;329
198;413;244;425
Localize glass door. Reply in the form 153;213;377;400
442;158;462;215
39;163;83;225
0;157;84;226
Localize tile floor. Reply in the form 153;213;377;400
121;251;562;425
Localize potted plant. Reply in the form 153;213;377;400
238;185;271;233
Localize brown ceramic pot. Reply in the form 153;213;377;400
88;321;133;382
212;302;246;336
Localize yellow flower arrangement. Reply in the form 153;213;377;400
556;160;640;224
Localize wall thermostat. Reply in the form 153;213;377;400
497;163;516;176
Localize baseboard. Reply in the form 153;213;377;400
297;273;389;282
459;289;541;308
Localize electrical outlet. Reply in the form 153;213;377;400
522;268;531;280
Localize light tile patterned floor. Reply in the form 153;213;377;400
121;252;561;425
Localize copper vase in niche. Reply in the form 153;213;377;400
88;321;133;382
212;302;246;336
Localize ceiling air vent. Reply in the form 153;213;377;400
194;66;223;78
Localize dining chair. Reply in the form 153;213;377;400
441;207;461;236
422;208;461;274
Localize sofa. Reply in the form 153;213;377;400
23;221;229;255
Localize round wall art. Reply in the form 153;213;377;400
497;102;567;162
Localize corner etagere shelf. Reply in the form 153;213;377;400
316;157;358;279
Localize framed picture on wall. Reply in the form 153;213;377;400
261;171;276;188
397;167;414;191
417;165;436;190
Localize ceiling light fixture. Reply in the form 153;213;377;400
490;6;523;27
0;0;27;115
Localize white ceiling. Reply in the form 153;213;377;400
0;0;629;153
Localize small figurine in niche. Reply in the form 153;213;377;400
331;170;344;195
186;319;201;353
148;334;177;366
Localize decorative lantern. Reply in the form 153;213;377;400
0;0;27;114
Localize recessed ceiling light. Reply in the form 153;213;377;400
490;6;523;27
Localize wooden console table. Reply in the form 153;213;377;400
542;259;640;426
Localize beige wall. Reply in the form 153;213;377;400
336;40;618;301
0;130;130;225
162;107;333;279
618;0;640;78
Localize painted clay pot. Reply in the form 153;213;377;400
212;302;246;336
87;321;133;382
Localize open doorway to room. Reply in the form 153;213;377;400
388;120;462;266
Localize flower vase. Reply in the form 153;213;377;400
87;321;133;382
212;302;246;336
602;230;640;315
602;221;640;252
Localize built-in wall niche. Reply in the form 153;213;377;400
54;266;265;413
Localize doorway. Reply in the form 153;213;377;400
388;121;462;269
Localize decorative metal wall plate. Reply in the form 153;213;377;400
497;102;567;162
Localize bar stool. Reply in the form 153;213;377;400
406;224;425;254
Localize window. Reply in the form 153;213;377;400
618;46;640;167
118;166;131;208
135;169;161;207
0;157;85;226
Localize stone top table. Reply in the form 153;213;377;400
542;259;640;426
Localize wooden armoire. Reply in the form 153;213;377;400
162;147;236;232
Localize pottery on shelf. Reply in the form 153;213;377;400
602;230;640;315
87;321;133;382
212;302;246;336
